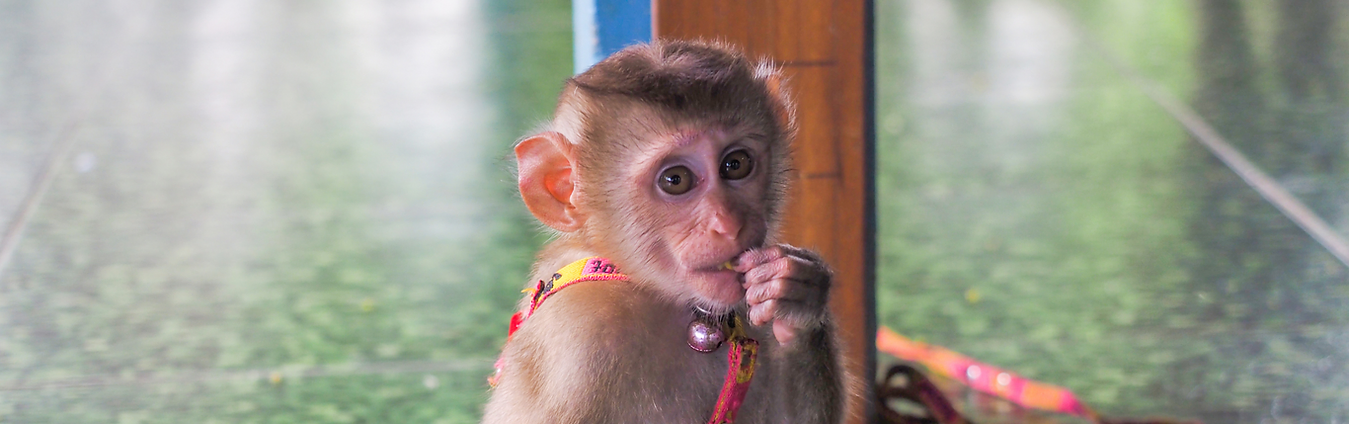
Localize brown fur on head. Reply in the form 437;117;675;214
516;39;797;309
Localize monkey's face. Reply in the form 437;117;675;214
605;124;774;310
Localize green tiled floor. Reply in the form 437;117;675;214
878;1;1349;422
2;0;1346;423
0;0;566;422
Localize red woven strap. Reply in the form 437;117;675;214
707;317;758;424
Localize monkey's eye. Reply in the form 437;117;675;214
658;166;695;195
719;150;754;180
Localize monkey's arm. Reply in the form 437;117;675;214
738;244;853;423
771;319;851;424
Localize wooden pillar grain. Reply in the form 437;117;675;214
653;2;876;423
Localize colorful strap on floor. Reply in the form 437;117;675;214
877;327;1204;424
877;326;1095;418
877;363;969;424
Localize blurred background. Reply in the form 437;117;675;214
1;0;1347;423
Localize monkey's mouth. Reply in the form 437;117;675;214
695;254;745;277
694;263;741;278
690;268;745;307
696;249;752;275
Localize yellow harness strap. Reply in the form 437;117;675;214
491;257;627;387
524;257;627;321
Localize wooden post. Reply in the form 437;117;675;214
654;2;876;423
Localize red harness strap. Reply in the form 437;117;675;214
492;257;759;424
708;315;758;424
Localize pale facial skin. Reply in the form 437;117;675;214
619;123;833;346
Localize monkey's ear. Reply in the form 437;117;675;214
756;63;797;134
516;132;584;232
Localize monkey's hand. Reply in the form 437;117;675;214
735;244;833;346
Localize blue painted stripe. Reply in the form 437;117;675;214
574;0;652;74
573;0;598;74
595;0;651;58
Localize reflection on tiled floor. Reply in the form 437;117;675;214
0;0;568;422
877;0;1349;423
4;0;1348;423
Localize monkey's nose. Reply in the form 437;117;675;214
701;189;745;240
706;209;744;239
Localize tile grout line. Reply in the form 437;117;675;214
0;124;79;280
1074;23;1349;270
0;358;494;391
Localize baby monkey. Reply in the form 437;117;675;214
483;40;850;424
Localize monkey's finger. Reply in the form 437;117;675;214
750;296;823;328
742;254;830;289
747;299;780;326
730;245;787;273
766;299;825;333
777;245;834;283
773;321;799;346
775;244;824;263
759;300;822;345
738;243;822;267
744;277;813;305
